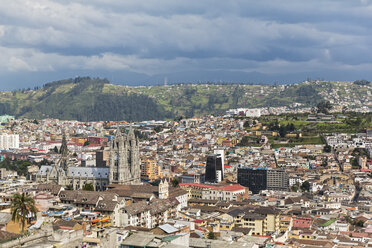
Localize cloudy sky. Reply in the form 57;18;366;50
1;0;372;89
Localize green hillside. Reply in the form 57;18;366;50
0;77;370;121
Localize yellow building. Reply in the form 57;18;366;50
279;216;293;233
141;159;163;181
229;207;280;236
71;137;88;144
342;163;352;171
232;212;264;235
217;213;235;231
254;131;278;137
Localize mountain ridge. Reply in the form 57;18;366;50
0;77;370;121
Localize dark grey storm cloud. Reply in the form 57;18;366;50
1;0;372;89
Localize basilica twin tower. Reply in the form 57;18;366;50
109;126;141;185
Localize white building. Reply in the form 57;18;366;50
226;108;261;117
0;134;19;150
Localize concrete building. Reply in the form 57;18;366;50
205;153;224;183
267;169;289;191
238;167;289;194
0;134;19;150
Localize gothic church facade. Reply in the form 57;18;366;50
36;127;141;190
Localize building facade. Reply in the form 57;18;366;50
36;127;141;190
0;134;19;150
237;167;267;194
109;127;141;185
237;167;289;194
205;153;224;183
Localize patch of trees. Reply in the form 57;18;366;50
237;136;260;146
82;183;94;191
323;144;331;153
28;86;172;122
345;116;363;126
296;85;318;97
300;181;311;192
316;100;332;114
42;77;109;89
353;80;370;86
0;158;32;176
267;121;296;137
154;126;163;133
351;148;369;158
0;103;13;116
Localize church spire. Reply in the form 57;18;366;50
58;130;69;172
116;123;122;137
60;131;68;157
128;124;135;140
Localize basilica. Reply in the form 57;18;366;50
36;127;141;190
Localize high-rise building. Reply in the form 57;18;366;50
267;169;289;191
237;167;288;194
0;134;19;150
205;153;223;183
237;167;267;194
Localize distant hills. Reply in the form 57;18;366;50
0;77;370;121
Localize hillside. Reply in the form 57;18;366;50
0;77;370;121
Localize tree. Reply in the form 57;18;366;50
351;158;360;169
291;185;298;192
342;106;348;114
83;141;90;146
355;220;364;227
171;178;180;187
353;79;370;86
154;126;163;133
243;120;250;128
316;100;332;114
53;146;59;153
11;193;37;233
65;185;73;190
279;126;287;138
82;183;94;191
208;232;216;239
300;181;311;192
323;144;331;153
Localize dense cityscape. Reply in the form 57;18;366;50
2;1;372;247
0;95;370;247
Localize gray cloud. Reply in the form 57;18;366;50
0;0;372;88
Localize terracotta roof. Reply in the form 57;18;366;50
95;200;120;212
37;184;62;195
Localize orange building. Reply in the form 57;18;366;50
141;159;163;181
71;137;87;145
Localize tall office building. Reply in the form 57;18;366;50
0;134;19;150
267;169;289;191
237;167;288;194
237;167;267;194
205;153;224;183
